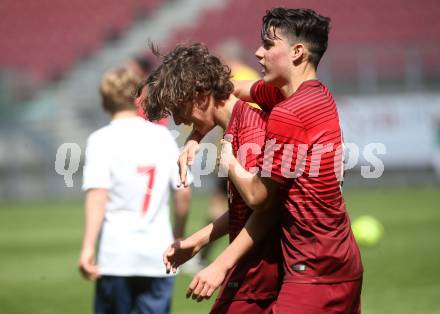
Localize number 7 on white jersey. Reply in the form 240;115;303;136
137;166;156;216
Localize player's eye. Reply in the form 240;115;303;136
262;39;274;49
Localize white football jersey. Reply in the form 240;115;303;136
82;117;189;277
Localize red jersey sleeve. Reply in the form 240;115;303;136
250;80;284;112
237;126;266;172
226;100;268;172
237;106;267;171
260;107;308;183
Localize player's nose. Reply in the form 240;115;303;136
255;46;264;60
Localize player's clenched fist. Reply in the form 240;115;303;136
186;261;228;302
163;239;201;274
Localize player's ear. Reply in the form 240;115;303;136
194;94;210;111
291;43;305;64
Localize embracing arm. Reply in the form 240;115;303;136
228;157;272;210
232;80;257;102
163;210;230;273
220;139;277;210
172;186;192;239
186;210;229;250
185;138;281;300
186;190;280;300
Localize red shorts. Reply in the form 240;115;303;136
273;279;362;314
210;298;275;314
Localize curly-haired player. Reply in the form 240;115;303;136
142;43;282;314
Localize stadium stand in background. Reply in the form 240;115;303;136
2;0;439;100
0;0;439;199
0;0;159;85
167;0;440;92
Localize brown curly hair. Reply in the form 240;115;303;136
141;43;234;121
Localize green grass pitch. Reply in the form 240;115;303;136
0;186;439;314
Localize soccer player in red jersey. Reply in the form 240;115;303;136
142;43;282;313
185;8;364;313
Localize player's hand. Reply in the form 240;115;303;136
163;238;201;274
178;140;199;187
218;137;233;175
186;261;227;302
78;248;99;281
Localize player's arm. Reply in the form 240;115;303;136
186;192;280;301
163;210;230;274
171;186;191;240
232;80;257;102
220;139;280;210
177;128;205;187
78;188;107;280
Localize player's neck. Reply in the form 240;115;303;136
280;63;317;98
112;110;138;120
214;94;237;129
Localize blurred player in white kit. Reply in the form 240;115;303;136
78;66;192;314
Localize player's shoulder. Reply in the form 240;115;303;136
144;122;179;152
278;81;331;115
290;80;332;105
87;124;113;144
150;122;176;138
268;105;305;134
134;118;171;136
234;98;266;117
243;101;268;123
229;102;266;135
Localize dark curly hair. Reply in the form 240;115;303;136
141;43;234;122
262;8;330;68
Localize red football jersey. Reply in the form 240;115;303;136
216;100;282;301
251;80;363;284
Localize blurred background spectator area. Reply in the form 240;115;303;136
1;0;439;94
0;0;160;85
168;0;440;91
0;0;439;199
